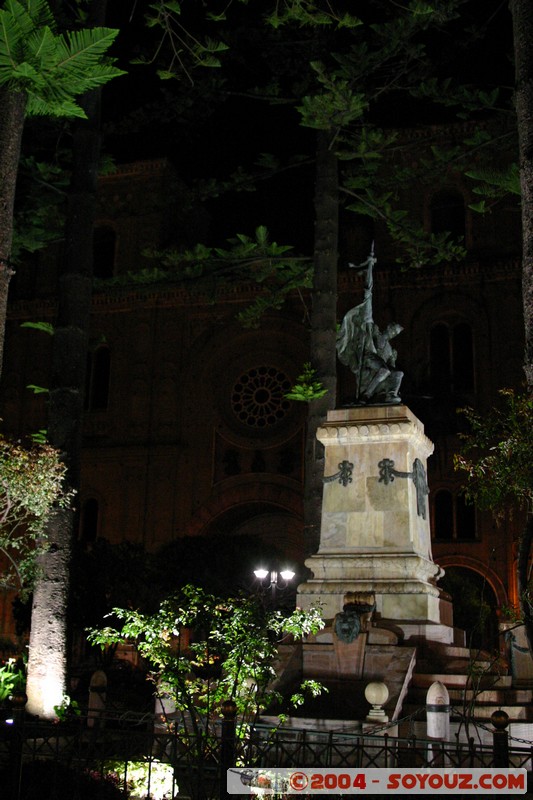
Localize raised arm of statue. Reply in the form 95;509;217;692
349;243;376;325
338;246;404;406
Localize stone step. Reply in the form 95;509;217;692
400;640;518;724
415;658;500;675
408;685;531;705
404;692;533;712
402;701;533;722
411;673;511;689
416;642;493;659
447;688;533;704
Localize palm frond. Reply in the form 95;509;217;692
49;27;124;95
26;92;85;118
3;0;38;40
0;0;54;73
0;0;124;117
21;0;56;30
0;3;28;75
26;25;58;69
55;27;120;74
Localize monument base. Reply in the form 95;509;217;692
297;580;453;643
297;405;453;643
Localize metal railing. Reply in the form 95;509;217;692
245;723;533;770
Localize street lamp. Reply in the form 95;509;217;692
253;567;295;604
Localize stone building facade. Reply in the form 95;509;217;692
0;132;524;655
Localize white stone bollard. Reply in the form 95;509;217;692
88;669;107;728
426;680;450;739
426;680;450;765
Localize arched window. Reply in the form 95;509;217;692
85;346;110;411
430;321;474;395
432;489;477;541
430;190;465;241
80;498;99;542
438;567;498;651
93;225;116;279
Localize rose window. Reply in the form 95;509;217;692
231;366;292;428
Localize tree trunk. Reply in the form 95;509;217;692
304;131;339;556
25;0;105;719
509;0;533;659
517;513;533;657
510;0;533;389
0;88;26;378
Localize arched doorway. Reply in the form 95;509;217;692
438;567;499;652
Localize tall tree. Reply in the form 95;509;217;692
0;0;123;377
24;0;236;720
510;0;533;390
24;64;103;716
304;131;339;553
500;0;533;653
0;0;124;718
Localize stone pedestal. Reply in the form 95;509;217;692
298;405;452;642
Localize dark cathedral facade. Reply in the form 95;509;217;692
0;123;525;669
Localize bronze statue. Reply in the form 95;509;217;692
337;246;403;405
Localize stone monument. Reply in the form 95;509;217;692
297;249;453;645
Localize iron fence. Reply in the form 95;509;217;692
0;711;531;799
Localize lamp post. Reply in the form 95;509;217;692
253;567;295;605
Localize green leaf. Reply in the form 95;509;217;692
285;363;328;402
30;429;48;444
21;320;54;335
26;384;49;394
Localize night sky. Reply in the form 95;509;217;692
96;1;515;253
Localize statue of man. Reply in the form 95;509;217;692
336;247;403;405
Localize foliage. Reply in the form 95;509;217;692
87;584;324;797
0;0;125;118
139;0;478;322
454;389;533;513
137;1;231;80
267;2;362;30
12;155;68;260
465;163;521;214
102;226;312;328
0;433;72;590
285;362;328;402
102;760;174;800
454;390;533;644
87;584;324;717
0;656;25;702
20;320;54;336
270;0;472;268
53;692;81;721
